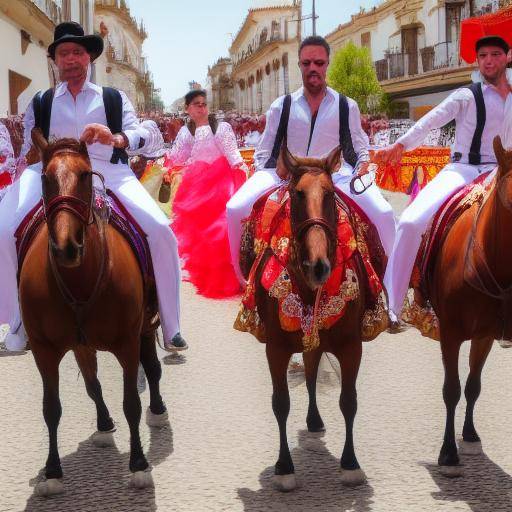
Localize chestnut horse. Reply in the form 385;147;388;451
431;136;512;476
253;146;369;491
19;131;167;495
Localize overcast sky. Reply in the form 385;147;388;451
127;0;382;106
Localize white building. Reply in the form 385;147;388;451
0;0;93;116
325;0;509;120
230;0;302;114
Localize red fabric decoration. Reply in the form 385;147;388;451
460;7;512;64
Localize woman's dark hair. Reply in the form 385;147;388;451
299;36;330;58
184;89;207;106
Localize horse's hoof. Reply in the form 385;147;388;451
35;478;64;496
92;429;116;447
340;468;366;486
273;473;297;492
459;440;482;456
129;469;154;489
439;464;463;477
146;408;169;427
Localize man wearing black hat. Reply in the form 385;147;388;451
0;22;187;352
375;35;512;332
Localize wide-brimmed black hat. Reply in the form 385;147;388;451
476;35;510;54
48;22;103;61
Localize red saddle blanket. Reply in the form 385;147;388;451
404;171;495;339
234;185;389;350
15;190;154;284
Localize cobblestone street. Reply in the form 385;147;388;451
2;278;512;512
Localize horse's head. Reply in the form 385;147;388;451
493;135;512;210
32;128;93;268
282;143;340;290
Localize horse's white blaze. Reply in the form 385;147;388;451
129;470;154;489
146;408;169;427
273;474;297;492
439;464;463;477
35;478;64;496
340;468;366;486
91;430;116;447
459;440;483;455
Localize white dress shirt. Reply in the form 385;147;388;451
254;86;370;172
22;80;148;162
397;82;511;164
168;122;244;167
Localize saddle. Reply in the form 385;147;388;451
15;189;154;285
235;185;388;350
403;171;495;339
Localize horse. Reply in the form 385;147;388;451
251;145;371;491
18;130;168;495
431;136;512;476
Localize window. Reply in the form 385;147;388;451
80;0;90;33
8;70;32;115
361;32;371;50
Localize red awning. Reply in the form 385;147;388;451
460;6;512;63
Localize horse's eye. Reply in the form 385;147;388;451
296;190;305;199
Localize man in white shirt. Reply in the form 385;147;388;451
0;22;186;351
376;35;512;331
226;36;396;284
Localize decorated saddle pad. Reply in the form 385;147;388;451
235;185;388;350
404;171;495;340
15;190;154;284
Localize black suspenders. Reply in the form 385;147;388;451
467;82;486;166
264;92;358;169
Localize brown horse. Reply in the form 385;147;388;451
19;131;168;495
253;146;369;491
431;136;512;476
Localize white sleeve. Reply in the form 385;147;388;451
119;90;144;151
397;90;466;151
0;123;16;183
20;99;35;159
167;126;193;165
216;122;244;167
253;96;285;172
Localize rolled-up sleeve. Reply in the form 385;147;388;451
253;96;284;172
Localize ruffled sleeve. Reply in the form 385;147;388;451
215;122;244;167
167;126;193;166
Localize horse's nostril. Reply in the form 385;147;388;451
313;259;331;283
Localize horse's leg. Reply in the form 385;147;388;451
266;343;296;492
460;337;493;455
73;347;116;447
31;344;65;496
116;346;153;489
140;332;168;427
303;349;325;433
333;339;366;486
438;337;463;476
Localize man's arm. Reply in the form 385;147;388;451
253;96;284;172
119;90;145;150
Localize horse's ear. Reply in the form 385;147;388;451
279;139;300;177
325;145;342;173
493;135;512;174
31;128;48;156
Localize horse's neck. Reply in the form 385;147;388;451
479;185;512;282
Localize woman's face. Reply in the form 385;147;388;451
186;95;209;120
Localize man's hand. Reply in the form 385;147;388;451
80;124;114;146
374;142;405;167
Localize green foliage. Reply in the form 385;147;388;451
327;41;387;115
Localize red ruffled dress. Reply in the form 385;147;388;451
166;122;246;298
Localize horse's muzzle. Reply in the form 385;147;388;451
304;258;332;289
53;239;84;268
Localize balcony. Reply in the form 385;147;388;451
375;42;462;82
30;0;62;25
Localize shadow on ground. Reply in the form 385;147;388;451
238;429;374;512
24;421;173;512
424;445;512;512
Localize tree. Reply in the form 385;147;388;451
327;41;387;115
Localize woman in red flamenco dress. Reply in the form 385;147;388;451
164;90;248;298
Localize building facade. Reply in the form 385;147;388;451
94;0;156;111
0;0;93;116
325;0;511;120
229;0;302;114
207;57;235;112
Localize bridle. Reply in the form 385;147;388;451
42;148;108;343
